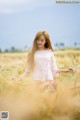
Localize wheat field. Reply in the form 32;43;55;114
0;50;80;120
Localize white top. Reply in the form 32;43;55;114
25;49;59;81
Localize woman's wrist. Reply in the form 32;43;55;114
60;69;69;73
20;72;26;78
58;68;74;73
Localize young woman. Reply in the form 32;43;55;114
19;30;75;91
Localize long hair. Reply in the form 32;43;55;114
26;30;54;72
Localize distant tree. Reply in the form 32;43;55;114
4;49;9;52
0;48;2;52
10;46;15;52
74;42;77;46
60;42;64;47
55;43;58;47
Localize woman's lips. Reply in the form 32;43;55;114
38;44;41;46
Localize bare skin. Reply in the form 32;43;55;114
36;35;75;73
23;35;75;92
18;35;75;80
36;34;47;50
57;68;76;73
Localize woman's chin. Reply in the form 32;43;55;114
38;46;42;48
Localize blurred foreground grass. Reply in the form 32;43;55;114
0;49;80;120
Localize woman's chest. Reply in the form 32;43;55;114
34;51;51;63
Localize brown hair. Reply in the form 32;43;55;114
26;30;54;72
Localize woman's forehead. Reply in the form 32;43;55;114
39;35;46;39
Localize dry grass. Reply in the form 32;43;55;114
0;50;80;120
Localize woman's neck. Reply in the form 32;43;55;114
38;47;48;51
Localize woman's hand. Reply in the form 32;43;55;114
67;68;76;72
20;72;26;78
16;72;26;81
58;67;76;73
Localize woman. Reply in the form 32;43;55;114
19;30;75;91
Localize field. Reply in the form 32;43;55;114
0;49;80;120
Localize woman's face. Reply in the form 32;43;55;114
36;35;46;49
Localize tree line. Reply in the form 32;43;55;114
0;42;80;53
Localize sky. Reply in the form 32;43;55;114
0;0;80;51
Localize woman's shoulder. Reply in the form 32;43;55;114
45;48;54;52
45;49;55;56
35;48;54;54
48;49;54;53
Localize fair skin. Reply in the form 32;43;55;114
19;35;75;80
36;35;47;50
36;35;75;73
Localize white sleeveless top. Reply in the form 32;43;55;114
25;49;59;81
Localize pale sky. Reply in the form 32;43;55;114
0;0;80;50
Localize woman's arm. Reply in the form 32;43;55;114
20;68;30;78
16;65;30;81
50;52;59;76
18;63;31;79
57;68;76;74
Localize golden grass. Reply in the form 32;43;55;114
0;50;80;120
